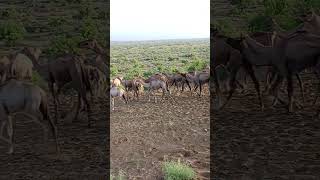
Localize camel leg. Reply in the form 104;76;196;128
213;69;222;107
112;98;115;111
7;115;14;154
244;63;263;111
186;80;192;92
199;82;203;96
264;69;276;94
83;96;92;128
218;66;239;110
161;88;166;102
295;73;305;105
269;75;285;106
47;113;59;153
122;94;128;104
287;72;294;113
73;93;81;122
148;89;152;102
49;82;59;124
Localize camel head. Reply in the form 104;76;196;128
78;39;98;50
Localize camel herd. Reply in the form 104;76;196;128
3;11;317;156
110;67;210;110
0;39;108;154
212;11;320;112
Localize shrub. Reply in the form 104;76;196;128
248;14;273;32
1;8;19;19
110;65;119;78
110;171;126;180
80;17;98;39
47;35;82;56
48;17;67;32
78;2;96;19
0;20;26;46
143;70;155;78
187;57;207;72
163;160;195;180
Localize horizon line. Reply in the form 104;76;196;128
111;37;210;42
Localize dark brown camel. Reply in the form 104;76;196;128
168;73;192;92
226;31;305;103
31;52;93;127
212;28;263;110
244;31;320;112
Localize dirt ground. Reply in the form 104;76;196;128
212;72;320;179
0;94;108;179
111;89;210;179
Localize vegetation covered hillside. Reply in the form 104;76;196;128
212;0;320;36
111;38;209;79
0;0;108;58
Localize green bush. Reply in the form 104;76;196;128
1;8;19;19
78;2;97;19
110;65;119;78
48;17;67;32
110;171;126;180
143;69;156;78
47;35;82;56
163;160;195;180
248;14;273;32
80;17;98;39
187;57;207;72
0;20;26;46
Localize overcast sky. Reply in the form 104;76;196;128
110;0;209;41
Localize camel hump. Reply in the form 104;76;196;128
0;56;10;65
13;53;33;64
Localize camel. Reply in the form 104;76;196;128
144;79;170;103
31;52;93;127
0;56;10;83
110;86;128;111
83;65;107;98
122;78;144;100
0;80;59;154
243;31;320;112
225;31;306;103
78;39;108;75
186;71;210;96
112;76;123;87
212;29;262;110
146;73;170;89
9;47;41;81
168;73;192;92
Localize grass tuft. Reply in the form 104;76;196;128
163;159;196;180
110;170;126;180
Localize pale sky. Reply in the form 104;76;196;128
111;0;209;41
